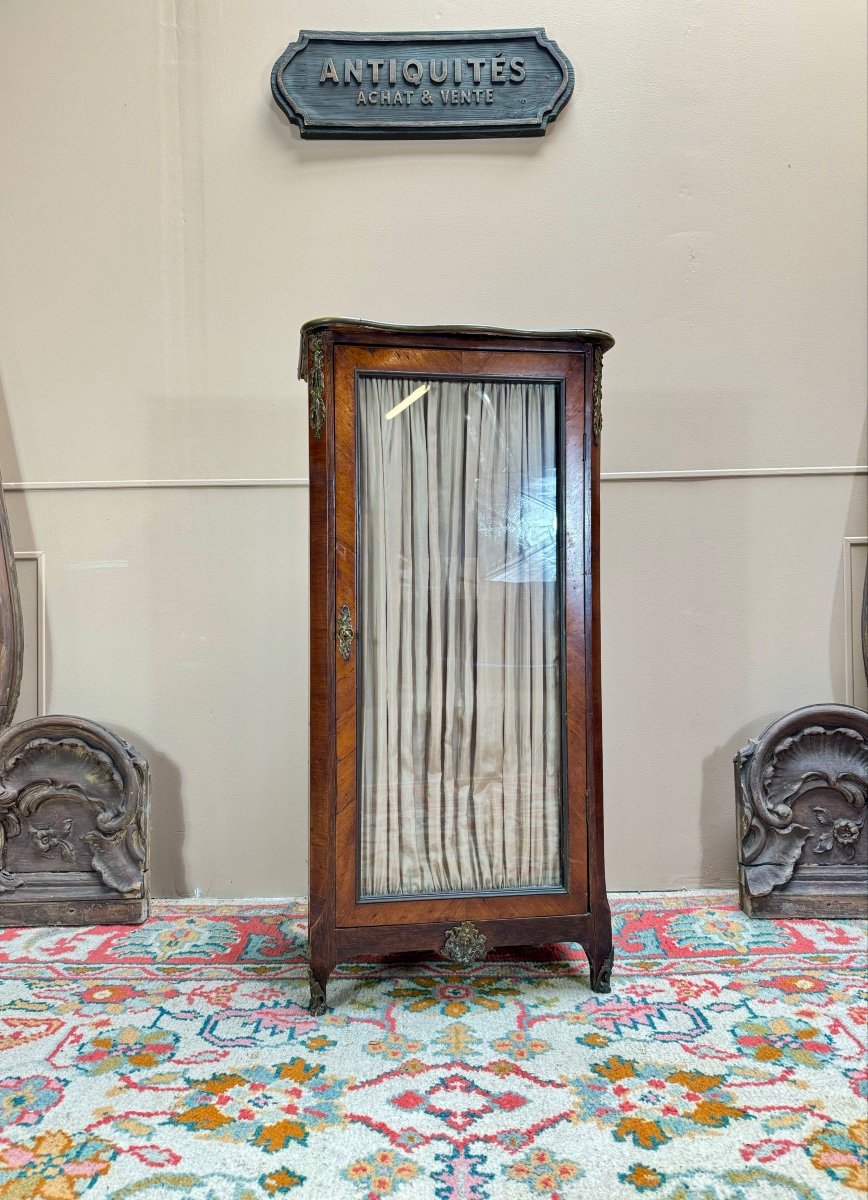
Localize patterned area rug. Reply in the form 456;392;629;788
0;892;865;1199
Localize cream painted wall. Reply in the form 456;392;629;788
0;0;865;895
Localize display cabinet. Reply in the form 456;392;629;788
299;319;614;1012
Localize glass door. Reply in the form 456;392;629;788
357;372;564;899
333;346;587;925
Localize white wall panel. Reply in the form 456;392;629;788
12;553;42;722
5;487;307;898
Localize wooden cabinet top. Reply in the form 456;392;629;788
298;318;614;379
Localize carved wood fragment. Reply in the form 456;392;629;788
735;704;868;918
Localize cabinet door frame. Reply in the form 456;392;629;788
331;343;588;927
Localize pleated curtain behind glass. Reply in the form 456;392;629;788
357;375;563;897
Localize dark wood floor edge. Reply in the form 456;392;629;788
0;898;149;927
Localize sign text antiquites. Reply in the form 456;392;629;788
271;30;574;139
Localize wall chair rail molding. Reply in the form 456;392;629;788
600;465;868;482
0;478;310;492
271;29;574;139
0;470;150;926
1;466;865;492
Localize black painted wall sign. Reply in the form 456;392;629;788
271;29;574;139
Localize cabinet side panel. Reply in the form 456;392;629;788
564;355;589;906
334;344;361;926
308;333;336;974
584;348;611;936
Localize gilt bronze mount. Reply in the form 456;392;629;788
442;922;488;964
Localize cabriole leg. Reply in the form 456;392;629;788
587;944;614;994
308;967;328;1016
308;937;334;1016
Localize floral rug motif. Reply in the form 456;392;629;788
0;892;865;1198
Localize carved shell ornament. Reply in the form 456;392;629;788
4;737;124;801
737;708;868;900
763;726;868;816
765;726;868;863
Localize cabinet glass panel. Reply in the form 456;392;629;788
356;374;565;899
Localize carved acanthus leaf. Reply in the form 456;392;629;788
84;829;143;896
735;738;758;768
742;823;811;897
